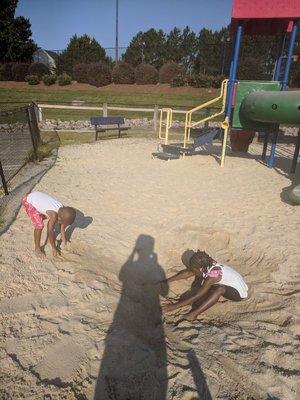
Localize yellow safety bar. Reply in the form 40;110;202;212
157;80;229;164
158;108;173;144
183;79;228;148
220;116;230;167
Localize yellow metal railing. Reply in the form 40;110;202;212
157;80;229;164
183;79;228;148
158;108;173;144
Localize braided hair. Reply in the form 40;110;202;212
188;250;215;272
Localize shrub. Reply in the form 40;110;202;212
28;62;50;78
135;64;158;84
159;62;183;84
210;75;226;88
42;74;56;86
191;74;226;88
87;62;111;87
171;73;188;87
58;73;72;86
112;62;135;84
25;75;40;85
0;63;13;80
73;63;89;83
11;63;30;81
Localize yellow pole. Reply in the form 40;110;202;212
183;112;189;148
165;110;170;145
158;109;163;139
220;117;229;167
188;113;192;141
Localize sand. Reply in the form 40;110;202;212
0;138;299;399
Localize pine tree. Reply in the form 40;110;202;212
58;34;108;75
123;29;167;69
0;0;36;62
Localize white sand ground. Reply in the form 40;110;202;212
0;138;299;400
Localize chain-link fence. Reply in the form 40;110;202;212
0;103;40;195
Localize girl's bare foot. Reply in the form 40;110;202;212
35;249;45;259
184;312;197;321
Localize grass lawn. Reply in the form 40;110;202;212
0;83;222;121
41;129;159;147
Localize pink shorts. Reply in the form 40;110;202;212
22;193;45;230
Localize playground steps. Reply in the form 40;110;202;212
151;151;181;160
152;129;220;161
152;143;196;160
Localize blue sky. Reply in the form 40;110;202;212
16;0;232;50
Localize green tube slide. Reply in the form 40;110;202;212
240;91;300;125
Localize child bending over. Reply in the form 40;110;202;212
22;191;76;258
162;250;248;321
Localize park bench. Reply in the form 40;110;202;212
90;116;130;141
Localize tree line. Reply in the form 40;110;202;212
1;0;299;86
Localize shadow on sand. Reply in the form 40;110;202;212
94;235;213;400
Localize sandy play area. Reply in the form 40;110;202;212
0;137;299;399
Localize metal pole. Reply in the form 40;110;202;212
0;160;9;195
264;36;285;163
291;129;300;174
115;0;119;62
226;22;243;119
282;21;298;89
153;105;158;132
262;132;269;160
222;22;243;167
268;21;298;168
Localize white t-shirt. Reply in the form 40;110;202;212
27;192;63;216
207;263;248;298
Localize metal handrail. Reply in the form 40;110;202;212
158;108;173;144
183;79;228;147
158;80;229;147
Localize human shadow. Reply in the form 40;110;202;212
187;349;212;400
94;234;169;400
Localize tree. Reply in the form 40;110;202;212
194;28;225;75
0;0;36;62
238;35;276;80
123;29;167;69
58;34;108;75
166;26;198;72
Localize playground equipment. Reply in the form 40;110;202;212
153;0;300;172
153;80;228;160
289;184;300;205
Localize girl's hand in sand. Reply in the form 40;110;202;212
52;248;58;257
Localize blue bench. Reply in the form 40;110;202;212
90;116;130;141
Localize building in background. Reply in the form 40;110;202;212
33;48;56;72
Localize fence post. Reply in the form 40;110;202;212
153;105;158;132
31;103;41;142
38;106;43;122
103;103;108;117
0;160;9;195
26;107;38;160
32;100;42;122
204;108;210;129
